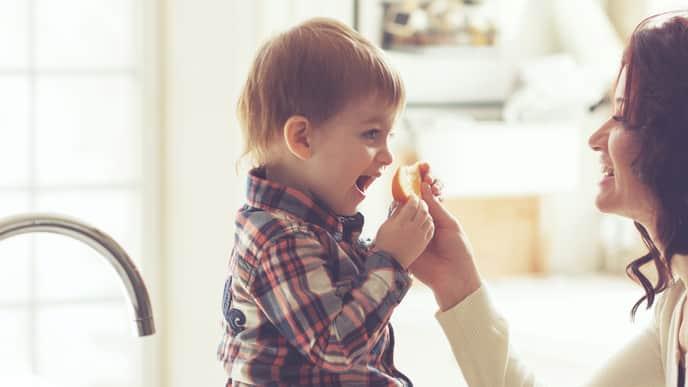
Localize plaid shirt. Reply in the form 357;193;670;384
218;168;413;386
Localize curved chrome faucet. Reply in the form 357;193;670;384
0;213;155;336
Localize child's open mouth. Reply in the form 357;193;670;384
355;175;375;194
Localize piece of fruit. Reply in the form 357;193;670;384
391;162;428;202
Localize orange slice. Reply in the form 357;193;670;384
391;162;428;202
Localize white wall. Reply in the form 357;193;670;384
608;0;649;39
163;1;250;385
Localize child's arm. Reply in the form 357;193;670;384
251;232;408;372
250;199;432;372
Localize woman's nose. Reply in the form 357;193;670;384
588;122;609;151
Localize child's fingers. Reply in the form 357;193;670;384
419;198;429;215
415;196;428;221
425;223;435;240
420;215;433;230
414;203;430;226
424;217;435;237
388;201;401;218
395;196;417;221
412;196;427;221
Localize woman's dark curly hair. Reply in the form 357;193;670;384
619;11;688;317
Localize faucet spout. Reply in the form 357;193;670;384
0;213;155;336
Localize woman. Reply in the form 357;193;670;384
413;11;688;387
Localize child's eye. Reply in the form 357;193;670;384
362;129;381;140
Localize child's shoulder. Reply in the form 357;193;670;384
236;205;323;246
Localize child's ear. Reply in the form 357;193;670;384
283;115;313;160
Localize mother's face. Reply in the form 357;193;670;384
588;68;657;224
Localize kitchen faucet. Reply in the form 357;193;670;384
0;213;155;336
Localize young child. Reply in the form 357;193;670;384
217;18;434;386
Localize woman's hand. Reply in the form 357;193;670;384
408;164;482;311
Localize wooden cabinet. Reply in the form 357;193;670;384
443;196;545;278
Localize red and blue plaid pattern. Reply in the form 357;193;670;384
217;168;413;386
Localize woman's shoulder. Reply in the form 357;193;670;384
657;281;684;309
653;280;685;331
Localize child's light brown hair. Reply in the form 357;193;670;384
237;17;406;166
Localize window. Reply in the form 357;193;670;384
0;1;149;386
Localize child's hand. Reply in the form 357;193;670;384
375;196;434;269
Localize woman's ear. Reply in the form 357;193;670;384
283;115;312;160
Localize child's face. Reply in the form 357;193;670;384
305;93;398;216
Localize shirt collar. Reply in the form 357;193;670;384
245;168;365;240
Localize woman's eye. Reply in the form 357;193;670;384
611;115;623;122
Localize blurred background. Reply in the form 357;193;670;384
1;0;687;386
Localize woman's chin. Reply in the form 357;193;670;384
595;196;635;221
594;194;616;215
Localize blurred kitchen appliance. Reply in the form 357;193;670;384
356;0;515;104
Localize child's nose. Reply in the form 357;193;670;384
376;146;394;166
